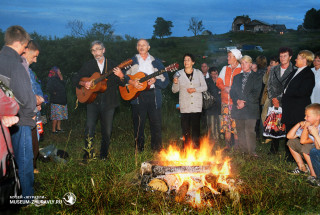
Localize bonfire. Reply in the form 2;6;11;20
140;138;242;208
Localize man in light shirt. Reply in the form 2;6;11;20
125;39;169;152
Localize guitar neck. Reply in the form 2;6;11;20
139;69;166;83
94;72;112;85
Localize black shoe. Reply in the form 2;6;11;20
57;129;65;133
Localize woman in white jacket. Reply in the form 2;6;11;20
172;53;207;148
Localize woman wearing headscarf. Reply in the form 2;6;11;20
216;49;242;148
46;66;68;133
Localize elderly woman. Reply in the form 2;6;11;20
216;49;242;148
172;53;207;148
267;47;294;156
282;50;315;137
230;55;262;156
47;66;68;133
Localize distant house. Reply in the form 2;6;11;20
202;30;213;35
272;24;287;33
245;20;273;32
232;16;286;33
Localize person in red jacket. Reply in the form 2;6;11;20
216;49;242;148
0;88;19;177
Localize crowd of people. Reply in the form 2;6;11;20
1;24;320;208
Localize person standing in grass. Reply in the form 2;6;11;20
205;67;221;140
73;40;125;162
124;39;169;152
0;25;36;202
216;49;242;148
172;53;207;148
230;55;262;156
47;66;68;134
311;51;320;104
21;40;44;174
267;47;294;157
282;50;315;162
287;104;320;182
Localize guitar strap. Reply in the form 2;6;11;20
103;58;108;75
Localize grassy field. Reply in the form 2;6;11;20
16;100;320;214
10;31;320;214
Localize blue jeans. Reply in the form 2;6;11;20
85;103;115;159
11;125;34;199
310;148;320;178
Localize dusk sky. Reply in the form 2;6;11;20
0;0;319;39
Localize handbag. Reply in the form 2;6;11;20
0;123;22;208
263;106;286;138
202;91;215;109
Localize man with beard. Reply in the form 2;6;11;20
73;40;125;163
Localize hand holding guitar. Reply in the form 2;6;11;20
113;67;124;79
173;77;179;84
129;79;143;90
83;80;93;90
148;78;156;86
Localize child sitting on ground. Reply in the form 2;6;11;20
308;119;320;186
286;103;320;179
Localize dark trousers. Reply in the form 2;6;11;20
132;90;162;152
181;112;201;148
235;119;256;155
31;128;39;168
270;123;294;160
84;102;115;159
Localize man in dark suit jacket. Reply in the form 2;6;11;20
282;50;315;160
73;40;125;162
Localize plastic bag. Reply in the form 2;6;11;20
263;106;286;138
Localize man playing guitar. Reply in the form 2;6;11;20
73;40;125;162
124;39;169;152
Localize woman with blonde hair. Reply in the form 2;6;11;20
230;55;263;156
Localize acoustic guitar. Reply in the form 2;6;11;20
76;59;132;103
119;63;179;101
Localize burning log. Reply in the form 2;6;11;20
140;161;218;176
175;181;190;203
217;183;229;194
200;186;214;200
205;173;218;188
152;165;212;176
148;178;168;192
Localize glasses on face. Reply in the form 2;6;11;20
91;48;103;53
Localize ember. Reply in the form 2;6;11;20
141;138;241;208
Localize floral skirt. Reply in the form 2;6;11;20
220;104;237;134
50;104;68;120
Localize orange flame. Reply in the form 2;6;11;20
156;137;231;207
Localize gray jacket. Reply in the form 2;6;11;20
0;46;37;127
267;62;294;107
172;69;207;113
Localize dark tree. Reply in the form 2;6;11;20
188;17;204;36
303;8;320;29
66;20;86;37
153;17;173;39
86;23;115;42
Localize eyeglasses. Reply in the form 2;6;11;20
91;48;103;53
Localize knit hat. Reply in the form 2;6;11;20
229;49;242;61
